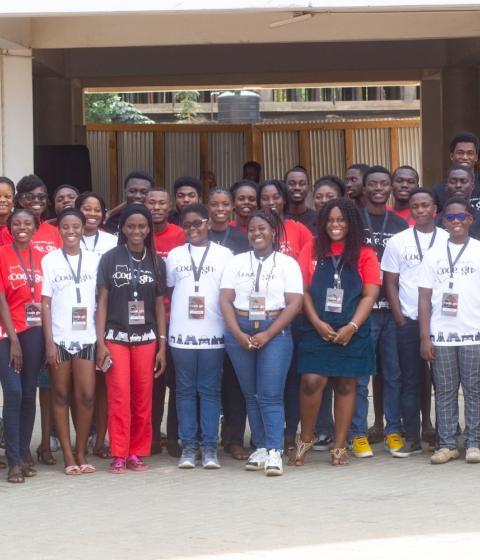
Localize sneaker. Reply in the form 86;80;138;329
201;447;221;469
465;447;480;464
312;434;333;452
384;433;404;455
245;447;268;471
430;447;460;465
391;440;423;458
351;436;374;458
178;447;198;469
50;436;60;452
265;449;283;476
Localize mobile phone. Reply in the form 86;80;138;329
101;355;113;372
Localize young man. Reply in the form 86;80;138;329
104;170;153;233
284;166;317;233
350;166;408;458
344;163;369;208
242;160;261;183
419;196;480;464
167;176;202;225
433;131;480;212
382;189;448;457
390;166;420;224
144;188;185;457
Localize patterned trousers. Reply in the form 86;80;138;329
433;345;480;449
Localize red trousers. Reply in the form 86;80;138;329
105;341;157;458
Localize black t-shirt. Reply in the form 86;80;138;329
285;208;318;234
104;213;121;235
97;245;166;345
433;177;480;213
362;209;408;308
208;226;249;255
168;208;180;226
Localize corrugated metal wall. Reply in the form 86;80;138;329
398;127;422;184
86;130;110;202
208;132;246;188
117;131;154;199
310;129;345;180
352;128;390;168
262;131;299;179
164;132;200;190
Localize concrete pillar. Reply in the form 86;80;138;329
0;49;33;183
421;72;443;188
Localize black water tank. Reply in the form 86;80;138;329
218;91;260;123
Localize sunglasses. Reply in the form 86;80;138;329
444;212;469;222
22;193;48;202
182;218;208;231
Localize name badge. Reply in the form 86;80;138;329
128;300;145;325
325;288;344;313
249;296;266;321
441;292;459;317
72;306;88;330
25;303;42;327
189;296;205;319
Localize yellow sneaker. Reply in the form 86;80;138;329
384;433;404;455
352;436;374;458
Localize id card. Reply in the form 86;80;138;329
249;296;266;321
441;292;459;317
72;306;88;330
189;296;205;319
128;300;145;325
25;303;42;327
325;288;344;313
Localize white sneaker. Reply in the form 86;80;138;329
466;447;480;464
264;449;283;476
245;448;268;471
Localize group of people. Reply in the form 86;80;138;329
0;130;479;483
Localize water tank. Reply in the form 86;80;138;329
217;91;260;123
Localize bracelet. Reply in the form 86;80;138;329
159;335;167;341
348;321;359;332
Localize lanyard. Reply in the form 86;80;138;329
62;249;83;304
413;227;437;262
363;209;389;245
125;246;146;299
13;243;36;301
249;251;275;293
188;242;211;293
331;255;344;289
447;238;469;289
81;232;99;252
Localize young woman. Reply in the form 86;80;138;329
258;180;312;260
230;180;258;233
75;192;117;459
166;203;232;469
0;209;44;482
313;176;345;212
207;187;249;460
96;205;167;474
220;209;303;476
42;208;98;475
0;177;15;239
294;198;380;466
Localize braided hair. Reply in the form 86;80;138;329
315;198;366;268
247;208;286;252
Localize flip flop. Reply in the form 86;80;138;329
109;457;126;474
126;455;149;472
79;463;96;474
64;465;82;476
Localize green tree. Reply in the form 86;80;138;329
85;93;154;124
174;91;200;122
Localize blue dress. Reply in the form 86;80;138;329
297;255;375;377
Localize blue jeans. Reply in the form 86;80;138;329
0;327;44;466
225;316;293;450
170;347;224;449
284;315;301;439
350;310;402;438
397;318;422;442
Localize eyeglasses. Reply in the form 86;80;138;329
182;218;208;231
22;193;48;202
444;212;468;222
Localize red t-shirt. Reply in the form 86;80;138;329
1;221;62;254
0;244;43;337
387;205;415;227
280;219;313;260
229;219;247;233
298;239;381;288
154;223;185;259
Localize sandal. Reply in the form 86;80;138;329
293;435;313;467
92;445;111;459
367;424;384;444
7;465;25;483
36;447;56;465
79;463;96;474
64;465;82;476
110;457;126;474
330;447;349;466
23;450;34;467
126;454;149;472
21;464;37;477
0;458;6;469
229;444;249;461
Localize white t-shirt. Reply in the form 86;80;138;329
81;230;117;260
166;242;232;349
41;248;98;353
418;237;480;346
221;250;303;310
381;227;449;319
